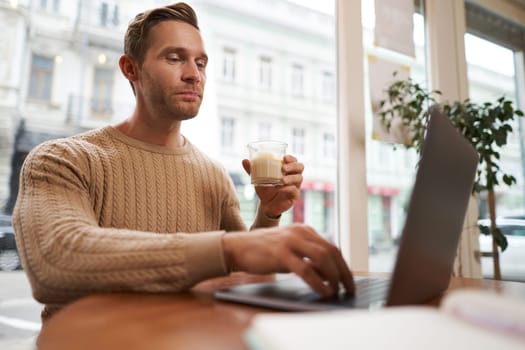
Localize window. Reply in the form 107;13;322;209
321;70;335;100
100;3;109;26
464;30;524;281
465;36;520;216
361;1;428;272
291;127;305;155
259;56;272;89
322;132;335;159
91;67;114;117
222;48;236;82
291;63;304;96
39;0;60;12
112;4;120;26
99;2;120;26
28;54;53;101
258;121;272;140
221;117;235;148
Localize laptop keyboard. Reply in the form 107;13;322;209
274;276;391;309
354;277;391;298
215;276;391;311
319;277;391;308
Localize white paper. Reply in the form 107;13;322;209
246;290;525;350
374;0;415;57
368;55;411;144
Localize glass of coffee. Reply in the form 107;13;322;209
247;140;287;186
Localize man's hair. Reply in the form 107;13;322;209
123;2;199;94
124;2;199;64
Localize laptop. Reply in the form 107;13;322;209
215;107;479;311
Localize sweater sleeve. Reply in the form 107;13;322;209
219;167;248;232
12;141;229;305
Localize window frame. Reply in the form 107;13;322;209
259;56;272;90
291;63;305;97
222;47;237;82
28;53;54;102
91;66;115;117
220;116;236;149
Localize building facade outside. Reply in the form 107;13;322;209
0;0;522;250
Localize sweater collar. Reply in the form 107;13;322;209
104;126;191;155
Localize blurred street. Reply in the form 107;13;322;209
369;246;398;273
0;271;41;350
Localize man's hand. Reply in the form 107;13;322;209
242;155;304;218
222;224;355;297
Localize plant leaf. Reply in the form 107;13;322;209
493;227;508;252
479;224;490;235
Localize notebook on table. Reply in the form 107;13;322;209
215;107;479;311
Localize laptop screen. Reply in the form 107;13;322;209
386;107;478;305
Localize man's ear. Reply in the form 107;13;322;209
119;54;138;82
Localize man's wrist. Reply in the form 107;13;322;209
265;212;282;220
260;205;281;220
251;207;281;230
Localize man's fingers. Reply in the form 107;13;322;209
285;225;354;295
283;226;344;296
292;241;344;296
282;160;304;175
286;254;333;296
226;225;355;298
283;154;298;163
274;184;300;201
334;253;355;295
282;174;303;188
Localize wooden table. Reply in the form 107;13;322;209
37;272;525;350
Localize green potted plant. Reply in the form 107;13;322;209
377;72;524;280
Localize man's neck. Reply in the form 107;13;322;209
114;114;184;148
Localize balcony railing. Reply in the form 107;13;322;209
67;94;134;127
77;2;122;29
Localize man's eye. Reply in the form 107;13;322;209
167;57;180;62
196;61;207;69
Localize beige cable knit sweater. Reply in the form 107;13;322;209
12;126;278;318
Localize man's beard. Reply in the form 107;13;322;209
141;70;204;121
165;98;201;121
146;87;203;122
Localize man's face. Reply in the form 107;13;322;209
137;20;208;121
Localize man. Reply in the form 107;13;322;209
13;2;353;320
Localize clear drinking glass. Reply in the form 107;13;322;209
247;141;287;186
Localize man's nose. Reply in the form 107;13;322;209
182;61;201;83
